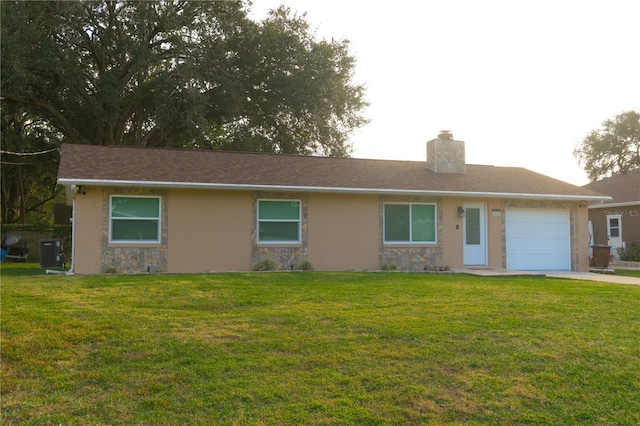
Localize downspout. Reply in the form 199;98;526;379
67;187;77;275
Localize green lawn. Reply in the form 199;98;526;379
2;264;639;425
615;268;640;278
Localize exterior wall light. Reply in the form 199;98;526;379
457;207;465;218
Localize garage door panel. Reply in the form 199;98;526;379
507;225;567;239
506;209;571;270
507;210;567;222
508;240;568;255
508;254;571;270
507;222;569;238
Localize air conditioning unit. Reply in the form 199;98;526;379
40;239;63;268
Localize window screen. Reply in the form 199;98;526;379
384;203;436;243
110;196;160;242
258;200;301;243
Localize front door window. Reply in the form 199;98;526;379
463;203;487;265
465;207;481;245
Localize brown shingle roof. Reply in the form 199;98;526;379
58;144;608;201
582;168;640;204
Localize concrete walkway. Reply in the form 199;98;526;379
456;267;640;286
453;267;543;277
544;271;640;285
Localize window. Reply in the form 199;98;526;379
258;200;301;243
608;217;620;237
384;203;436;243
465;207;481;245
110;196;161;243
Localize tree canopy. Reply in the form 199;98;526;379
1;0;368;223
573;111;640;182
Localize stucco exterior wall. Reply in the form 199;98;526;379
577;204;590;269
440;199;463;268
168;189;252;273
589;209;608;246
588;205;640;247
70;187;590;273
307;193;379;270
440;198;504;269
72;188;103;274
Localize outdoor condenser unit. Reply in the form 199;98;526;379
40;239;63;268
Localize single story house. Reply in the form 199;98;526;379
57;131;610;274
582;168;640;258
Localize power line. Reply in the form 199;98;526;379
0;148;60;156
0;161;54;165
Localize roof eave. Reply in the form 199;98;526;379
588;200;640;209
58;178;611;203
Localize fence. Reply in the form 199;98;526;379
1;225;72;263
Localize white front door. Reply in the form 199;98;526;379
607;214;622;258
464;203;487;265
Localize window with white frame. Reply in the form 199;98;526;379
257;199;301;243
384;203;436;243
109;196;161;243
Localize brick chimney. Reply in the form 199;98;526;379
426;130;466;174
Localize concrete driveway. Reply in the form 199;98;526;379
456;267;640;286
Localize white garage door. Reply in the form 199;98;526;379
506;209;571;270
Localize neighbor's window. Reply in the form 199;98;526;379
258;200;301;243
110;196;161;243
384;203;436;243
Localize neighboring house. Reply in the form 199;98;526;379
583;168;640;258
57;131;609;274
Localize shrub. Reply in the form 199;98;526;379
296;258;314;271
253;258;277;271
590;249;613;268
381;262;398;271
424;265;451;272
618;240;640;261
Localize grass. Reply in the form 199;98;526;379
2;263;639;425
615;269;640;278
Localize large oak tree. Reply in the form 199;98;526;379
1;0;368;223
574;111;640;182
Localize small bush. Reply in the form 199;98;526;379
381;262;398;271
296;258;314;271
590;250;613;268
618;240;640;261
253;258;277;271
424;265;451;272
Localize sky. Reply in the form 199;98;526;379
248;0;640;186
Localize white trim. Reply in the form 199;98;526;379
58;178;611;203
588;201;639;209
109;195;162;244
257;199;302;244
383;202;437;244
69;197;76;274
